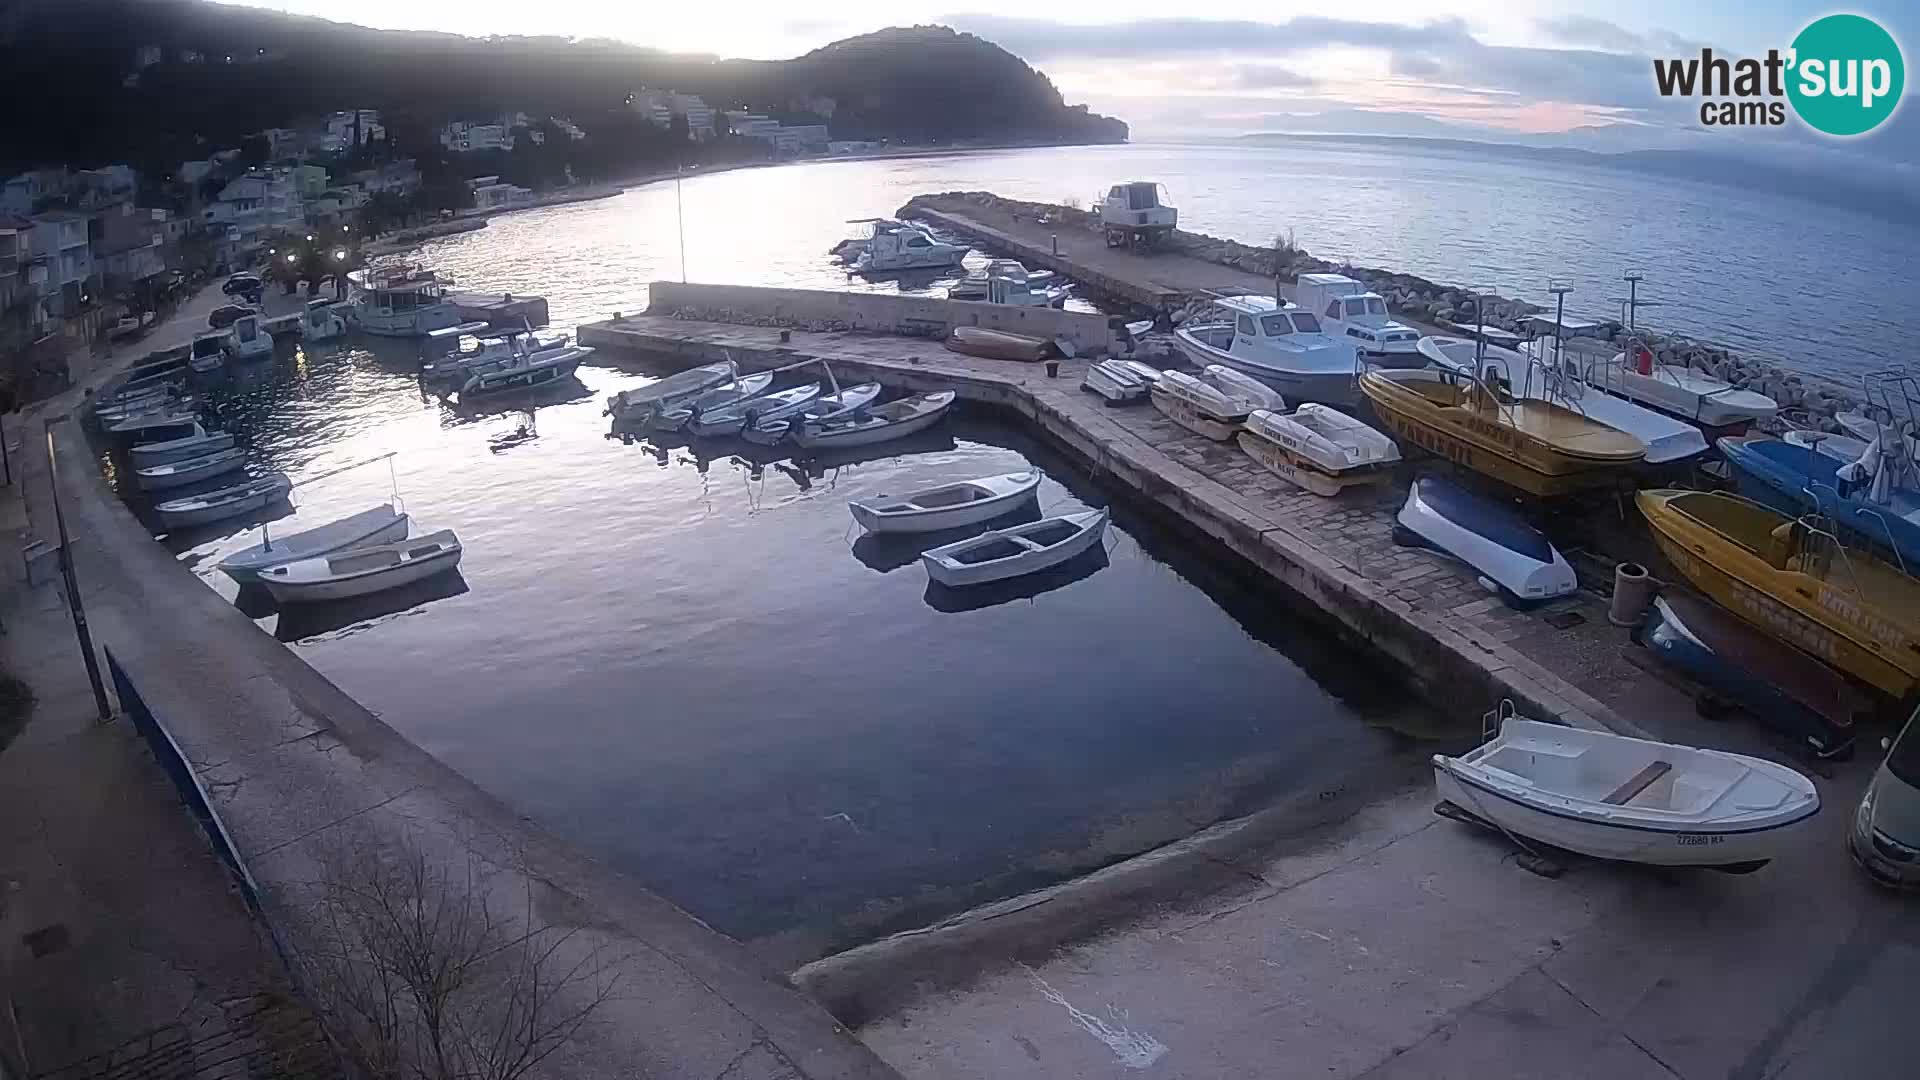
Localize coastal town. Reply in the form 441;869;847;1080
2;4;1915;1080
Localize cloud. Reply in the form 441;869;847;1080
943;14;1472;60
1535;15;1647;53
1230;64;1316;89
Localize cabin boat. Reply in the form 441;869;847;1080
1637;488;1920;700
743;381;881;444
1173;295;1360;406
791;391;955;449
1638;592;1857;758
1598;342;1777;431
921;509;1109;587
1238;405;1399;496
948;261;1070;307
853;221;967;273
1717;436;1920;574
302;299;348;341
1293;273;1422;363
1360;367;1646;496
1394;476;1577;606
261;529;463;604
1098;182;1176;249
347;266;462;337
605;361;738;423
1433;715;1820;870
134;447;246;492
153;472;293;530
850;471;1043;534
948;262;1064;302
227;313;273;362
218;504;412;585
1151;369;1257;441
189;329;230;372
128;422;235;466
1426;337;1708;466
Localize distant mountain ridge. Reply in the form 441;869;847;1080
0;1;1127;173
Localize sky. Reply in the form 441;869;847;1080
218;2;1914;156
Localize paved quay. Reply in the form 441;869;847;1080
12;288;899;1079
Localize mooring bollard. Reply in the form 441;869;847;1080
1051;234;1059;256
780;329;792;343
1608;562;1655;627
1045;360;1060;378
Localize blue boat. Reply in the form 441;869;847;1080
1717;435;1920;573
1392;476;1576;608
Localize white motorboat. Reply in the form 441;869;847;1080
346;266;462;338
792;391;956;449
1598;343;1778;429
852;221;968;273
129;423;235;467
302;299;347;341
1151;369;1256;441
218;503;411;584
1082;360;1152;404
605;361;739;422
1201;365;1286;412
1173;295;1361;407
1836;409;1920;460
949;261;1070;307
849;470;1044;535
188;330;230;372
134;447;246;492
1293;273;1423;362
1238;406;1400;496
226;314;273;362
458;343;591;396
423;325;572;378
1393;476;1575;607
922;509;1110;588
652;372;776;432
1783;427;1871;462
261;529;463;604
742;381;882;444
153;472;292;530
686;382;822;438
1433;716;1820;870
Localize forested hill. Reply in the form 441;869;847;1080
0;0;1127;174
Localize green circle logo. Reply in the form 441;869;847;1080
1787;14;1905;136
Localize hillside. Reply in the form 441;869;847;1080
0;1;1127;174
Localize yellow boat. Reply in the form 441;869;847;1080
1359;369;1645;496
1638;489;1920;701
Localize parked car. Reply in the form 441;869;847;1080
222;273;263;297
1851;705;1920;889
209;303;258;329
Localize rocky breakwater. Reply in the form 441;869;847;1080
901;191;1864;429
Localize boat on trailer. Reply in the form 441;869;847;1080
1394;476;1577;607
217;503;411;585
1151;369;1257;441
1238;405;1399;496
1433;715;1820;871
262;529;463;604
849;471;1043;535
921;509;1110;587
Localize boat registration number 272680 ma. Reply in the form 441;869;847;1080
1677;834;1727;846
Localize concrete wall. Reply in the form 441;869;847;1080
643;281;1124;355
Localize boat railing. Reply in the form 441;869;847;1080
1787;508;1872;595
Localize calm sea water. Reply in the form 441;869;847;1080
164;342;1426;961
415;139;1919;389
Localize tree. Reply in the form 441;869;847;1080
239;133;271;168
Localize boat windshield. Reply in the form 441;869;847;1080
1365;298;1387;316
1290;312;1323;333
1889;709;1920;787
191;337;223;358
1259;314;1293;336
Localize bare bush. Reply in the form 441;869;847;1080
302;844;617;1080
1273;228;1300;259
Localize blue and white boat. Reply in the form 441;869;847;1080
1393;476;1576;608
1718;435;1920;573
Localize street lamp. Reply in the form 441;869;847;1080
333;250;346;261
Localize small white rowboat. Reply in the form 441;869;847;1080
921;508;1109;588
849;470;1043;535
793;391;956;449
1201;365;1286;412
130;425;235;466
1433;717;1819;870
652;372;775;431
743;381;882;444
134;447;246;491
686;382;822;438
217;503;412;584
154;472;292;529
261;529;463;604
605;361;738;421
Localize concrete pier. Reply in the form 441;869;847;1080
579;305;1630;737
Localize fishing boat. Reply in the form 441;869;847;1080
1717;435;1920;573
1201;365;1286;412
153;472;293;530
651;372;776;432
948;261;1069;306
226;313;273;362
849;471;1044;534
1598;342;1777;430
218;504;412;585
1238;405;1400;496
458;343;591;396
921;509;1110;587
605;361;739;422
686;382;822;438
1151;369;1257;441
1292;273;1424;363
742;381;881;444
261;529;463;604
134;447;246;492
1638;592;1857;758
1433;715;1820;870
1360;367;1645;496
129;423;235;467
1430;337;1707;466
188;330;230;372
943;326;1051;363
346;265;462;338
791;391;956;449
1637;488;1920;700
1394;476;1577;606
1082;360;1152;404
1172;294;1360;407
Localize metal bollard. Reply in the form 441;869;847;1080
1051;234;1059;256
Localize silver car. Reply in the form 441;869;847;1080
1850;708;1920;889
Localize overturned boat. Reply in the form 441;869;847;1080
1151;369;1257;441
1394;476;1576;607
1238;405;1400;496
1082;360;1152;404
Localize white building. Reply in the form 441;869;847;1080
27;210;94;316
440;122;515;153
205;169;303;261
631;90;717;140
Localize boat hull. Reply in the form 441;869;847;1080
265;546;461;603
922;511;1109;588
794;394;953;449
1237;428;1388;496
1150;385;1240;441
136;450;246;492
1173;332;1360;407
1718;436;1920;573
1395;477;1576;606
850;473;1042;535
155;475;292;529
349;303;463;338
131;433;236;467
218;508;411;584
